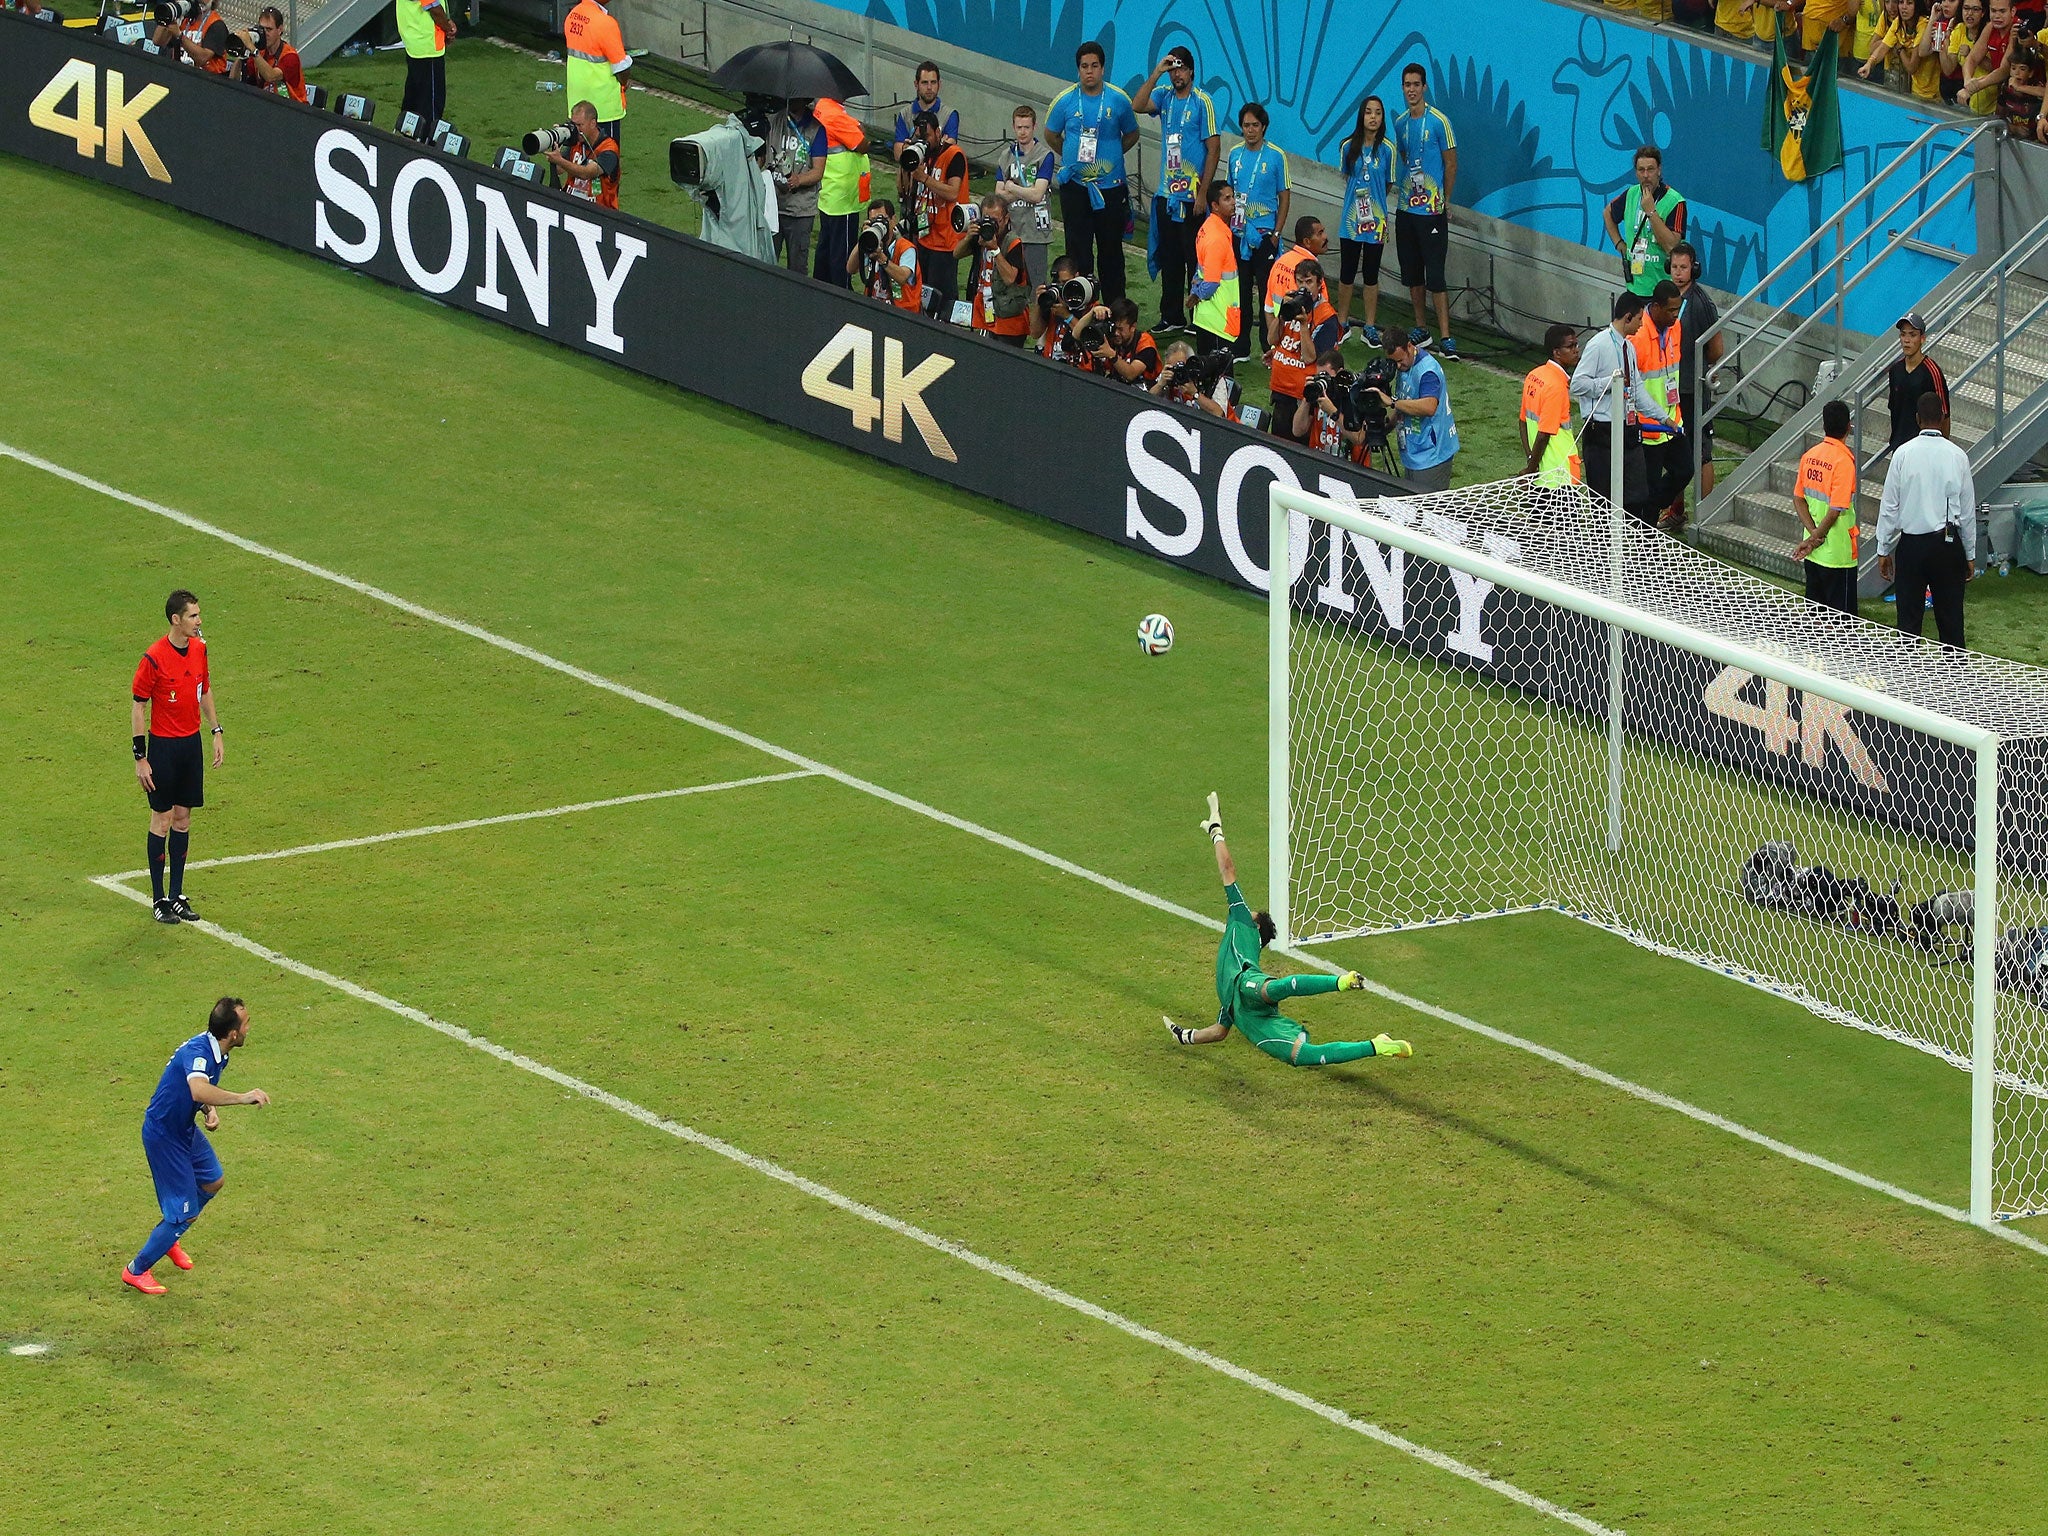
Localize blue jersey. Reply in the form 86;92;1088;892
1046;83;1138;188
1392;105;1456;217
143;1030;222;1142
894;99;959;145
1227;142;1289;255
1145;86;1217;206
1340;139;1395;244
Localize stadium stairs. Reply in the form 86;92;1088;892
1693;123;2048;594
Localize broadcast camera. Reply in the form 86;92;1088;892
523;122;577;156
1347;357;1399;442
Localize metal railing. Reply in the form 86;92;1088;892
1693;117;2002;500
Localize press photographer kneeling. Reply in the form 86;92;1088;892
1033;259;1089;365
1151;341;1239;419
154;0;230;74
850;199;926;313
1072;297;1160;385
537;102;621;211
232;7;304;102
962;195;1030;345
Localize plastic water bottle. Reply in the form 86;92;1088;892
536;80;562;92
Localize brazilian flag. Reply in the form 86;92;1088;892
1765;26;1845;182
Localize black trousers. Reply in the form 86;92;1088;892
917;244;959;309
1236;231;1278;357
1803;560;1860;618
401;55;446;138
1892;529;1968;647
1059;182;1129;302
1152;196;1198;325
812;211;857;290
1581;420;1659;525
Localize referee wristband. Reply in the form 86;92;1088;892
211;726;223;735
133;735;147;760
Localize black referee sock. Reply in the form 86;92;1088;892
167;829;189;899
147;832;167;903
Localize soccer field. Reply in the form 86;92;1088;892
6;152;2048;1535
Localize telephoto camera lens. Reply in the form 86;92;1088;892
1059;274;1096;312
898;141;926;175
522;123;576;155
948;203;975;234
859;217;889;256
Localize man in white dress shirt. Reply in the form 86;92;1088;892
1875;391;1976;648
1571;291;1680;524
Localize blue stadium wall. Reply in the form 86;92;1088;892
822;0;1976;331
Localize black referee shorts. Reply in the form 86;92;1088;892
1395;211;1448;293
145;731;204;813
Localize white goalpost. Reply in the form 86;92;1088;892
1268;474;2048;1225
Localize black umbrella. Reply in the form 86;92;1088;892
713;41;865;103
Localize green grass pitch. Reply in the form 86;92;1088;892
5;141;2048;1536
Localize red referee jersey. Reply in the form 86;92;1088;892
132;636;209;738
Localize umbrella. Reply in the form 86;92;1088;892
713;41;865;103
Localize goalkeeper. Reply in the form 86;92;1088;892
1167;793;1413;1066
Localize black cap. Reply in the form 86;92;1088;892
1898;312;1928;333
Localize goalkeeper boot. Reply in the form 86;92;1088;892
166;1241;194;1271
120;1267;167;1295
1371;1034;1414;1058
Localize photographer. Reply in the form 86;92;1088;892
1264;228;1338;443
539;101;620;211
900;110;971;311
849;199;925;313
236;8;305;102
965;195;1031;345
1295;350;1362;460
1369;332;1460;490
155;0;230;75
1072;297;1160;384
1033;256;1086;364
1151;342;1240;418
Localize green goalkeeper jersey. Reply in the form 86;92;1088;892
1216;883;1299;1044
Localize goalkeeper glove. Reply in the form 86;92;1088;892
1201;791;1223;841
1338;971;1364;991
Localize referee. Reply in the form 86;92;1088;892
132;589;224;925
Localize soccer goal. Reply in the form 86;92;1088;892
1268;475;2048;1224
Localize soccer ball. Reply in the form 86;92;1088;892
1138;614;1174;655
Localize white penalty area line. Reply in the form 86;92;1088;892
96;771;820;882
21;443;2048;1262
86;874;1619;1536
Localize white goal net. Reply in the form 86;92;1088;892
1271;475;2048;1222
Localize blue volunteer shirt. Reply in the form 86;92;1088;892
1340;139;1395;244
1146;86;1218;208
1047;83;1138;188
1396;352;1460;472
1227;141;1289;255
143;1030;223;1142
1392;105;1456;217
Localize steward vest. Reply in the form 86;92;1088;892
815;100;871;218
1630;313;1683;445
182;7;229;73
1798;437;1860;569
1621;182;1682;296
568;135;620;211
394;0;444;60
1521;360;1582;485
1193;212;1241;341
564;0;627;121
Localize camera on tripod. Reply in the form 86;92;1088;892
523;122;578;155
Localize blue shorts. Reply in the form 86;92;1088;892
142;1126;221;1225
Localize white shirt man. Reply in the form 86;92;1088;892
1876;399;1976;647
